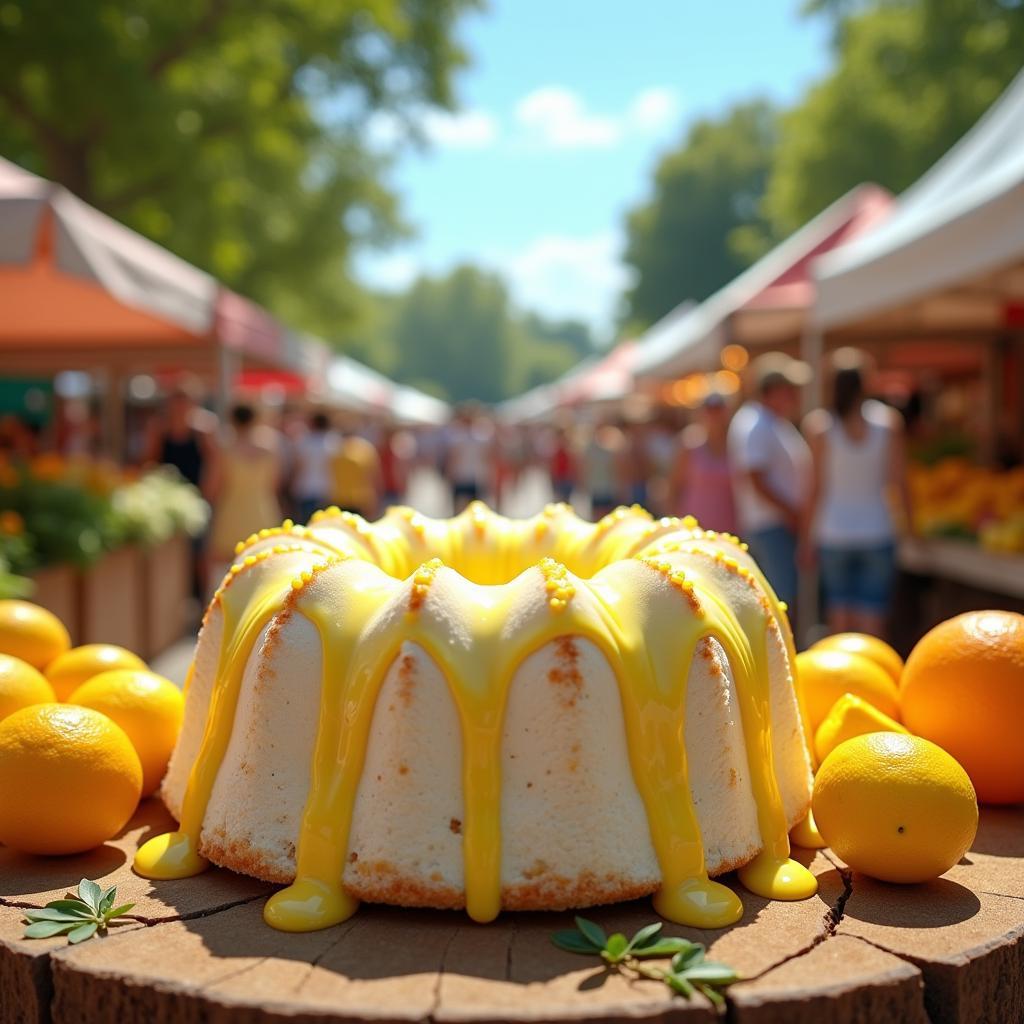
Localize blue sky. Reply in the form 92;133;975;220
357;1;833;343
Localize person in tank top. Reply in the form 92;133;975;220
801;349;914;637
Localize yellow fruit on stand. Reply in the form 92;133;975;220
69;670;184;797
900;610;1024;805
814;692;909;763
0;703;143;855
0;600;71;670
795;648;901;739
44;644;147;701
0;653;56;722
811;633;904;685
813;732;977;884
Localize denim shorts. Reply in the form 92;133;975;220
818;543;896;614
745;525;798;610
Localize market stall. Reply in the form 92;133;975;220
809;69;1024;626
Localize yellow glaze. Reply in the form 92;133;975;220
135;502;816;931
790;808;827;850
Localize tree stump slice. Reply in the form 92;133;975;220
1;802;1022;1024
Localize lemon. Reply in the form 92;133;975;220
0;600;70;670
795;648;900;739
814;692;909;763
0;703;143;854
44;644;147;701
811;633;904;685
813;732;977;883
0;653;56;722
69;670;184;797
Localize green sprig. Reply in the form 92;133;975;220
22;879;135;944
551;917;738;1005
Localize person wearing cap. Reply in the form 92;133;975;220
727;353;811;610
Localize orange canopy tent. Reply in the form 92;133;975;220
0;157;315;452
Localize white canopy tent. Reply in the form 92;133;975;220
326;355;451;426
633;185;892;380
813;69;1024;336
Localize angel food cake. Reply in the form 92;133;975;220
135;502;817;931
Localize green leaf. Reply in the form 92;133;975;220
77;879;102;913
697;983;725;1007
551;931;602;956
67;922;99;944
628;922;663;950
664;972;695;998
602;933;629;963
671;945;705;970
24;920;78;939
23;908;90;924
630;937;693;958
98;886;117;915
573;917;607;950
41;900;94;918
105;904;135;920
679;962;739;984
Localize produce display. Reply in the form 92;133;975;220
909;457;1024;550
0;508;1020;1020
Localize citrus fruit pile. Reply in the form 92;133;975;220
792;611;1024;885
0;599;183;855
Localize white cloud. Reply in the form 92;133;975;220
491;230;635;341
514;87;620;149
365;108;498;151
628;86;680;133
359;249;422;292
513;85;681;150
421;109;498;149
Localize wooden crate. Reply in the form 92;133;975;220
26;562;80;644
141;533;192;659
79;545;144;651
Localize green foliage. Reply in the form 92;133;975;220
346;267;590;402
620;101;779;331
764;0;1024;234
23;879;135;945
551;917;738;1005
0;0;476;338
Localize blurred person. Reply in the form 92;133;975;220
548;427;576;505
727;354;811;610
446;405;493;513
330;420;382;519
622;421;654;509
146;384;213;489
670;392;736;534
582;422;627;520
205;404;282;590
291;410;337;523
379;426;413;508
801;349;912;637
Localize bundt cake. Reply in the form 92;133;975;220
135;502;817;932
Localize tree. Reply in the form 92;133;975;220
353;267;590;402
0;0;475;336
620;100;778;331
764;0;1024;234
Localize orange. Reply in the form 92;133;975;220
813;732;977;883
0;653;56;722
44;644;147;701
794;648;900;740
0;704;142;854
811;633;903;685
900;610;1024;804
69;670;184;796
0;600;70;670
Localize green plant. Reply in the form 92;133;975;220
552;917;738;1005
22;879;135;944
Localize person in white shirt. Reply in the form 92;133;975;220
727;353;811;610
445;406;494;513
801;349;913;637
291;410;337;522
